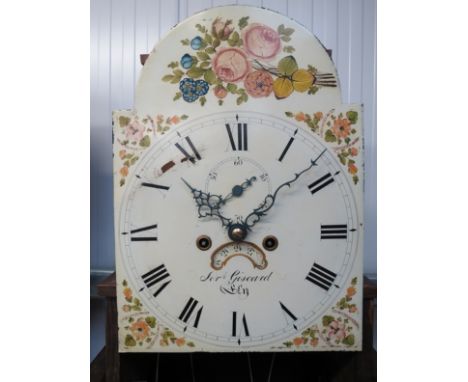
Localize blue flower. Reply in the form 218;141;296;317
194;80;209;96
179;78;209;103
191;36;203;50
180;54;193;69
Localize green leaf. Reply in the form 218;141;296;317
346;110;358;124
205;46;215;54
125;335;136;347
227;31;240;47
173;69;184;77
173;92;182;101
122;280;127;286
218;99;223;106
181;114;189;120
162;74;174;82
351;277;358;285
278;24;285;34
203;69;217;84
226;83;238;92
238;16;249;29
212;38;220;48
342;334;355;346
285;111;293;117
199;96;207;106
284;341;293;348
168;61;179;68
236;96;243;105
187;341;195;347
283;27;295;36
145;316;157;328
200;61;211;69
277;56;298;76
322;315;335;326
325;129;337;142
309;85;319;94
119;178;125;187
139;135;150;147
118;116;130;127
283;45;295;53
281;36;291;42
353;175;359;185
181;38;190;45
186;67;205;78
205;33;213;44
339;154;346;165
197;51;210;61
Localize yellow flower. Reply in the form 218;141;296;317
120;166;129;177
130;320;150;341
295;112;306;122
332;118;352;139
123;287;132;301
346;286;356;297
348;163;358;175
170;115;181;124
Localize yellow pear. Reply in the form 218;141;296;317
292;69;314;92
273;77;294;99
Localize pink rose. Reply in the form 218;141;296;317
328;320;347;341
242;23;281;60
212;17;233;39
125;119;145;141
212;48;250;82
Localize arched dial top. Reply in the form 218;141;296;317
134;5;342;119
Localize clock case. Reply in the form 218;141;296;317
112;5;363;353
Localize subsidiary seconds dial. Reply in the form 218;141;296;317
119;111;360;349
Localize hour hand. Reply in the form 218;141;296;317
181;178;232;226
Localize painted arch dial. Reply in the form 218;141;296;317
119;111;360;349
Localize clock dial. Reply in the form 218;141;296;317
118;111;359;349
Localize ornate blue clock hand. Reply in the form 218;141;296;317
226;149;327;241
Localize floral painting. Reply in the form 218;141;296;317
162;17;336;106
114;112;188;186
120;279;196;349
282;277;360;349
285;109;361;184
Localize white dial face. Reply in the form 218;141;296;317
119;111;359;349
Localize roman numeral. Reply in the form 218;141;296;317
175;136;201;163
308;172;335;194
122;224;158;241
141;264;171;297
232;312;249;344
179;297;203;331
306;263;338;291
321;224;348;239
278;129;298;162
141;182;170;190
279;301;298;330
225;123;248;151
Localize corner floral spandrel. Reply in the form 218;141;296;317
114;112;189;186
119;280;196;349
281;277;360;350
285;109;361;184
162;16;337;106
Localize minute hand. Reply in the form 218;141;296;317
240;149;327;230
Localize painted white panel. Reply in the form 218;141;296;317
90;0;377;273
